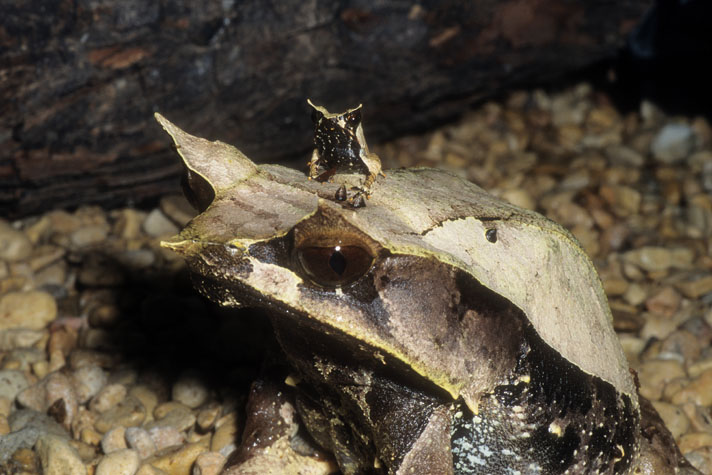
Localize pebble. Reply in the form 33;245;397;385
126;426;158;459
0;369;30;401
637;359;687;401
651;123;695;164
210;413;238;454
145;440;209;475
678;432;712;454
645;287;682;317
0;221;33;262
71;365;108;403
676;275;712;299
651;401;690;440
0;290;58;330
143;209;179;238
95;448;140;475
101;426;128;453
172;372;209;409
160;195;196;227
148;426;186;451
35;433;87;475
671;369;712;407
94;396;146;433
90;383;127;413
70;225;109;248
192;451;226;475
16;372;78;430
129;385;159;423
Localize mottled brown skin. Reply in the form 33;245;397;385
156;112;696;475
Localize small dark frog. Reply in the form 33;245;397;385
155;111;695;474
307;100;383;203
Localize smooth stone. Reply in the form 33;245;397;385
143;209;179;238
126;426;158;459
192;451;226;475
196;404;220;432
671;369;712;407
0;414;9;435
88;304;122;328
682;402;712;434
651;123;695;164
96;448;140;475
137;463;168;475
622;283;647;306
101;426;128;454
35;433;87;475
172;372;209;409
117;249;156;269
0;221;32;262
70;225;109;248
17;372;78;430
0;410;67;465
148;426;185;451
599;184;641;217
1;347;46;370
501;189;535;210
684;447;712;474
0;395;11;416
94;396;146;433
623;247;675;273
0;369;30;401
113;209;147;240
48;326;78;356
651;401;690;440
637;359;687;401
145;440;209;475
129;385;159;423
90;383;127;413
151;402;196;432
0;290;58;331
676;275;712;299
210;413;238;453
71;365;108;404
677;432;712;454
645;287;682;317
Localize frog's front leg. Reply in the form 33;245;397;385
308;148;322;181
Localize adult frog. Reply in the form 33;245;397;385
155;110;694;474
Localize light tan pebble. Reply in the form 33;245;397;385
602;278;629;297
688;357;712;379
678;432;712;454
0;274;31;294
172;372;209;409
80;427;102;446
0;290;58;331
34;262;68;288
154;401;192;420
622;283;647;306
662;378;689;402
126;426;158;459
640;313;682;341
109;368;139;386
48;327;78;356
70;225;109;248
48;349;66;373
619;335;645;367
599;184;641;217
137;464;168;475
681;403;712;434
192;451;226;475
0;395;11;416
24;215;52;244
91;383;127;413
651;401;690;440
0;369;30;400
72;365;108;404
638;359;687;401
658;330;701;362
88;304;122;328
196;404;221;432
671;369;712;407
143;209;179;238
0;221;33;262
146;440;209;475
96;448;140;475
0;328;47;352
101;426;128;454
684;447;712;474
129;385;159;422
500;189;535;210
94;396;147;434
676;275;712;299
148;426;185;451
623;247;686;273
621;261;646;281
35;433;87;475
146;406;196;434
604;145;645;167
210;413;238;453
160;195;196;227
113;209;147;240
1;347;45;370
186;429;211;444
651;123;695;164
644;287;682;317
0;413;10;435
117;249;156;269
26;244;64;271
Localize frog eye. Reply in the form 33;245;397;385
295;243;374;288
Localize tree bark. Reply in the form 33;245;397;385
1;0;651;218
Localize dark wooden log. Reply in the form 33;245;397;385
1;0;651;218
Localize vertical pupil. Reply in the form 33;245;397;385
329;250;347;275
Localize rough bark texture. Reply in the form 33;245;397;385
1;0;651;218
